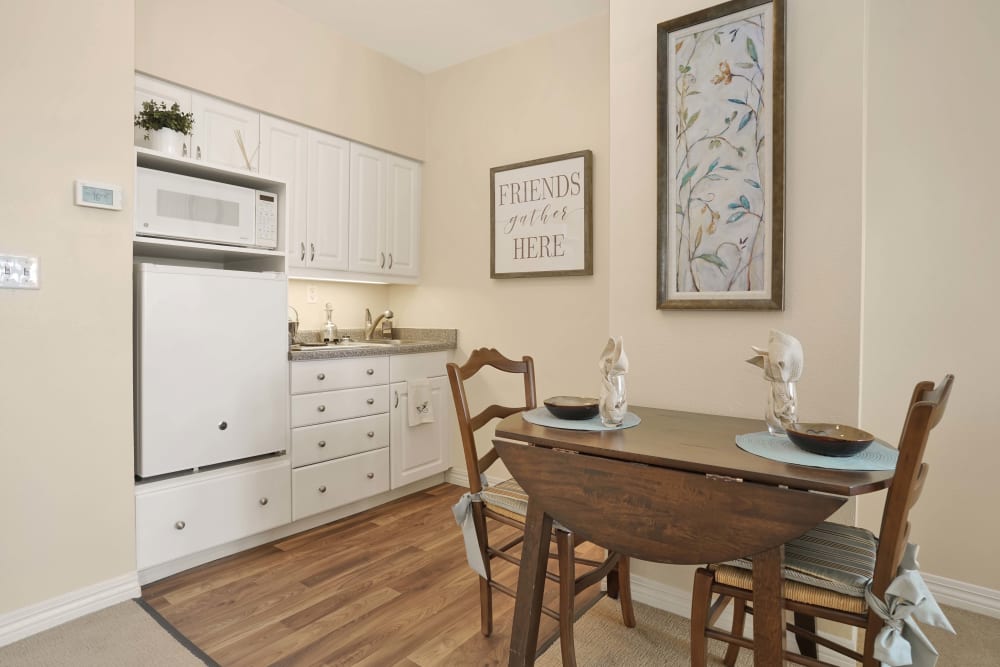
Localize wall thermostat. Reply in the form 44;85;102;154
74;180;123;210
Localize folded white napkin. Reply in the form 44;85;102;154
746;329;803;382
407;379;434;426
599;336;629;376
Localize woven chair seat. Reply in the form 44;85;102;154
715;521;877;614
481;478;529;522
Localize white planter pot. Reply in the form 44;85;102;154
148;128;186;156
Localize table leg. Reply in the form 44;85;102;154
508;500;552;667
752;544;785;667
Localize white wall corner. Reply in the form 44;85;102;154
0;572;140;648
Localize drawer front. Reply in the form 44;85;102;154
291;357;389;395
389;351;449;383
135;460;291;569
292;448;390;520
291;413;389;467
290;385;389;427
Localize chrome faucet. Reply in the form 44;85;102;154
364;308;394;340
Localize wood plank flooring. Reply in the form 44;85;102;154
142;483;605;666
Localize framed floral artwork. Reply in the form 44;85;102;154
657;0;785;310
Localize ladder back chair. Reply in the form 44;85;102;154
690;374;955;667
446;347;635;666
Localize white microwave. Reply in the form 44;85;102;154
135;167;278;250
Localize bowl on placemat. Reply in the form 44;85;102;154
786;423;875;457
543;396;600;420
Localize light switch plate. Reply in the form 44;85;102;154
0;254;39;289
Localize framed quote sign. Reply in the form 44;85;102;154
490;150;593;278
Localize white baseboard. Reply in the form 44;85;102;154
139;473;446;585
445;468;507;489
924;572;1000;619
0;572;140;648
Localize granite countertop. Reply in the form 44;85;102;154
288;328;457;361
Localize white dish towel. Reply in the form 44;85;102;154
407;379;435;426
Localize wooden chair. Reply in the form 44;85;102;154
446;347;636;666
690;374;955;667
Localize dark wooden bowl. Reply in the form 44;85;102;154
786;423;875;457
543;396;599;420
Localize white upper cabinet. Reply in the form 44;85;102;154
350;144;421;278
307;131;351;271
191;93;261;172
134;74;192;152
260;115;309;267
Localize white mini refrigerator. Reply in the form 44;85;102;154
135;263;289;478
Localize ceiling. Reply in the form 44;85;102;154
276;0;609;73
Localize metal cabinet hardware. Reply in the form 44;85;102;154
175;521;186;530
300;242;306;262
318;440;327;448
380;252;385;268
318;485;327;493
394;391;399;408
366;472;375;479
317;405;326;412
317;373;326;380
388;253;393;269
367;431;375;438
218;421;228;430
259;497;269;506
366;398;375;405
310;243;316;261
366;368;374;375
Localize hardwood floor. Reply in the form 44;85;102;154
142;483;604;666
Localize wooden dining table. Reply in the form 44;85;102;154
493;405;895;667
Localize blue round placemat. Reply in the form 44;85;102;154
522;407;641;431
735;432;897;471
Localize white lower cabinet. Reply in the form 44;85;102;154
135;458;291;570
292;448;390;520
389;374;450;489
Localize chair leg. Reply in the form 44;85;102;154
472;505;492;637
793;612;818;659
614;555;636;627
861;613;883;667
690;568;714;667
556;529;577;667
723;599;746;667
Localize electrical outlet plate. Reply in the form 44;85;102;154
0;254;39;289
306;285;318;303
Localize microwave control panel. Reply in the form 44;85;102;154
255;191;278;249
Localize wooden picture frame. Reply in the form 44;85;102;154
491;150;593;279
657;0;785;310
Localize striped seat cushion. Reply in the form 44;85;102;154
716;521;877;613
481;478;529;522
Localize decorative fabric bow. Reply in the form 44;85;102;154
864;543;955;667
451;474;489;578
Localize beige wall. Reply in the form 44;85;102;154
609;0;866;590
135;0;425;160
390;14;611;476
0;1;136;614
860;0;1000;590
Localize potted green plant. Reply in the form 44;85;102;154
134;100;194;156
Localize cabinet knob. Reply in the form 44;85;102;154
366;368;375;375
317;373;326;381
218;421;228;430
174;521;186;530
366;472;375;479
367;431;375;438
317;405;326;412
366;398;375;405
259;497;269;506
318;485;327;493
318;440;327;448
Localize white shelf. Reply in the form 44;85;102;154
134;236;286;271
135;147;285;192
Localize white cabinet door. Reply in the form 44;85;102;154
134;74;192;151
307;130;350;270
349;143;387;273
260;115;308;266
386;155;421;277
389;376;450;488
191;92;260;172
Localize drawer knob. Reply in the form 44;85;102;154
259;497;269;506
317;373;326;380
366;472;375;479
367;431;375;438
218;421;228;430
174;521;186;530
318;485;327;493
366;398;375;405
366;368;374;375
318;440;327;448
317;405;326;412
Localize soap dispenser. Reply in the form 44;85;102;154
322;302;338;342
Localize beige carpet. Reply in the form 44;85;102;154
0;600;211;666
536;598;1000;666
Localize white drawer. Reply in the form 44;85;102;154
389;351;449;383
290;385;390;427
292;448;390;520
291;413;389;468
135;459;291;569
290;357;389;395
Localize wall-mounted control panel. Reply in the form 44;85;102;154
0;254;39;289
75;179;123;210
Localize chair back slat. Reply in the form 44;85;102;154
870;375;954;598
446;348;537;494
